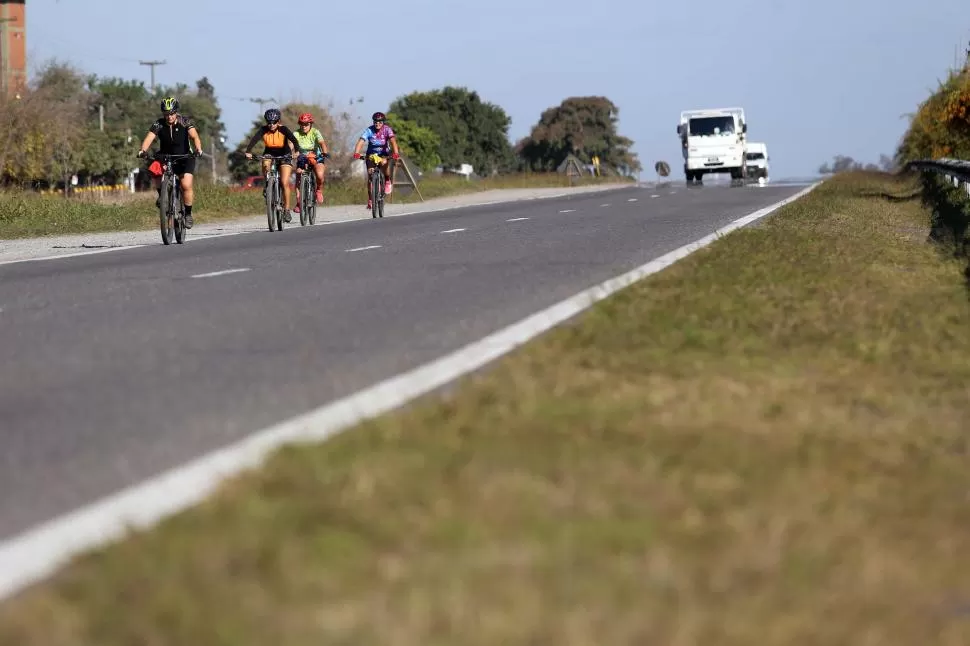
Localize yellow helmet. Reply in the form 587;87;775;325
160;96;180;114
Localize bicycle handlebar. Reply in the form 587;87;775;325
147;153;196;161
248;153;294;160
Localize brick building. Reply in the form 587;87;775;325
0;0;25;97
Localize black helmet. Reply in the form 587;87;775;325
160;96;179;114
372;111;386;122
264;108;281;123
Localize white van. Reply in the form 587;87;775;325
745;142;769;182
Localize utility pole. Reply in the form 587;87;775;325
249;97;276;113
139;59;166;94
230;96;277;113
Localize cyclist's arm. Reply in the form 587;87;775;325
352;133;367;156
138;131;157;155
243;128;264;155
315;129;329;156
138;121;161;155
387;127;400;156
186;121;203;155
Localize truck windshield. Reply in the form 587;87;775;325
689;116;735;136
746;152;765;160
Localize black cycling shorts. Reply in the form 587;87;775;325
150;156;196;176
172;157;196;176
261;149;294;167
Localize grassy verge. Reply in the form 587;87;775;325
0;173;629;239
3;171;970;644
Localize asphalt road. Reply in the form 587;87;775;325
0;182;806;540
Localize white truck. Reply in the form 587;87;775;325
745;142;769;183
677;107;748;186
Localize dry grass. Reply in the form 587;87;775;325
0;173;628;239
2;171;970;645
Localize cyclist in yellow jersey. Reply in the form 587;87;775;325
292;112;330;210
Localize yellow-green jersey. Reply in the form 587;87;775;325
293;127;325;154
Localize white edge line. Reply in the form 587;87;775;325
345;245;381;252
0;182;820;601
0;185;631;268
191;268;250;279
0;244;147;266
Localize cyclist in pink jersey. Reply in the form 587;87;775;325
352;111;401;208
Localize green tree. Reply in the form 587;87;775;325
388;86;515;175
517;96;641;175
385;112;441;172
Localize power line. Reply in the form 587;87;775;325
139;59;166;94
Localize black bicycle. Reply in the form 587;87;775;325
151;153;195;245
252;153;293;232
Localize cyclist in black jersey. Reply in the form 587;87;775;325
137;96;204;228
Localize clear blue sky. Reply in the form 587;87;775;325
25;0;970;178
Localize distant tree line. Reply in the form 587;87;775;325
1;60;641;190
818;154;897;175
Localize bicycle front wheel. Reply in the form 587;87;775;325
371;170;382;219
159;181;174;245
265;177;276;232
276;179;284;230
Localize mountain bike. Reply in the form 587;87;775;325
255;154;293;232
152;153;195;245
295;153;322;226
367;153;387;219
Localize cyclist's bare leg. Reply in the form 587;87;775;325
382;160;393;193
179;172;195;227
293;158;304;211
314;160;325;200
180;172;194;207
260;158;273;194
280;163;294;220
365;164;375;207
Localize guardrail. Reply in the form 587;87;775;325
907;158;970;195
